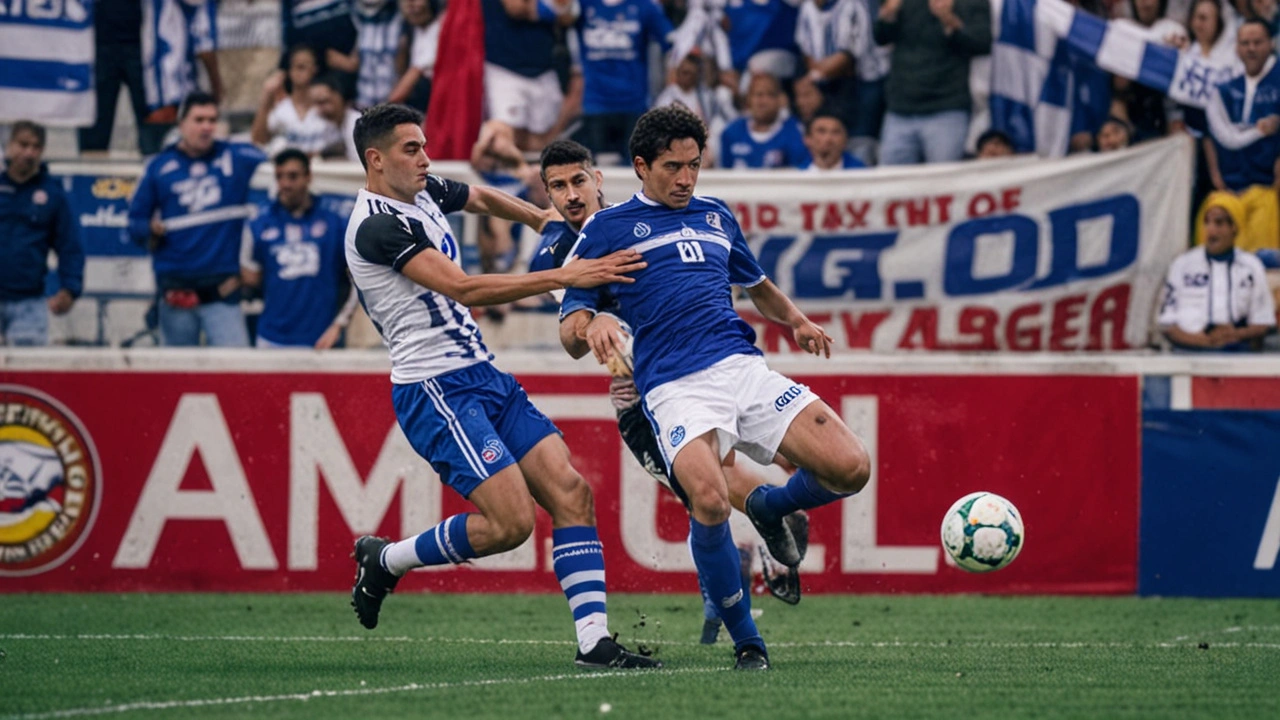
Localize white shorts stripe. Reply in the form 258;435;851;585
558;570;606;591
422;380;488;480
567;591;608;612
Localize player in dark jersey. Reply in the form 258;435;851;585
560;106;872;670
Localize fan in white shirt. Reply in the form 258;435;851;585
251;44;342;156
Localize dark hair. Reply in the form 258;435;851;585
179;91;219;121
353;103;424;170
1101;115;1133;136
539;139;593;182
1187;0;1225;46
628;104;707;168
283;43;319;94
976;128;1014;152
274;147;311;172
9;120;46;147
1239;17;1273;38
1128;0;1169;23
805;109;848;135
313;71;347;98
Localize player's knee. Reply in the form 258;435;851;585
823;443;872;495
687;486;732;524
555;474;596;526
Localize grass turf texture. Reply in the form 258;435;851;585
1;594;1277;719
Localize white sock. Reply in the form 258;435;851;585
381;539;421;576
576;615;611;655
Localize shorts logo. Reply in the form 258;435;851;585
633;222;651;238
773;385;804;412
480;438;504;464
0;386;102;577
705;212;722;231
669;425;686;446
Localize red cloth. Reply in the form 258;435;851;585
424;0;485;160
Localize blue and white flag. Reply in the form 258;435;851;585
0;0;96;126
991;0;1228;156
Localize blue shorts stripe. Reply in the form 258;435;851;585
423;379;488;481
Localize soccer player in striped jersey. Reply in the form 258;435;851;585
560;105;872;670
345;104;658;669
537;140;809;616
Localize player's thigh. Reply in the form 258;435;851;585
517;434;593;526
776;400;871;492
670;431;732;524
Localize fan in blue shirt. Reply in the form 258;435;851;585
242;149;355;348
719;74;811;168
796;111;866;170
559;105;871;671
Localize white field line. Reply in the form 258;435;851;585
3;633;1280;650
1165;624;1280;643
2;668;724;720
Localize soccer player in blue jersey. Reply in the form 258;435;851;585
241;149;356;348
128;92;267;346
345;104;659;670
559;104;872;670
538;140;809;611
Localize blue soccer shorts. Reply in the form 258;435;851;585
391;362;561;497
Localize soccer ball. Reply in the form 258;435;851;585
940;492;1024;573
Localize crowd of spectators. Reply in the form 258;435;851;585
4;0;1280;349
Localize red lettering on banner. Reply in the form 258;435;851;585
758;204;779;230
885;195;953;227
968;193;997;218
840;310;891;349
954;306;999;350
735;203;781;231
1049;294;1087;350
800;201;873;231
1002;187;1023;212
1006;303;1044;350
1087;283;1131;350
734;203;752;232
897;307;939;349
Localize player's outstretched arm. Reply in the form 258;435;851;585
745;278;834;358
560;309;594;359
402;248;645;307
464;184;559;233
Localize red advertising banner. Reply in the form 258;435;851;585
0;367;1139;594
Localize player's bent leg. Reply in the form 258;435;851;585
673;433;768;668
517;435;661;669
746;402;871;537
723;456;804;568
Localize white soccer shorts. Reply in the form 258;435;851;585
643;353;819;468
484;63;563;135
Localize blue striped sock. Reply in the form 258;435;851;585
380;514;476;575
753;468;853;524
553;526;612;654
689;517;762;654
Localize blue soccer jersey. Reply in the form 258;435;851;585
246;197;349;346
529;220;578;274
128;139;267;281
560;194;766;395
719;116;811;169
573;0;673;115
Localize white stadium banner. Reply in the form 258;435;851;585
0;0;96;126
689;136;1193;352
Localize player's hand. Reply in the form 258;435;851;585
794;319;834;358
314;324;342;350
561;250;646;288
1258;115;1280;136
583;313;630;367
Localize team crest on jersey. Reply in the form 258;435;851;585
633;222;651;238
669;425;686;446
480;438;505;464
311;220;327;238
705;212;721;230
32;190;48;206
680;225;695;237
0;386;102;577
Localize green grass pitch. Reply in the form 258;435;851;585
1;593;1278;719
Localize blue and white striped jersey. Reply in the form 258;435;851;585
560;193;766;395
354;2;403;108
142;0;218;111
127;140;267;281
345;177;494;384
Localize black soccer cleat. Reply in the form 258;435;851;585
785;510;810;563
700;619;722;645
734;645;771;671
745;487;801;567
760;546;802;605
575;635;664;669
350;535;400;630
